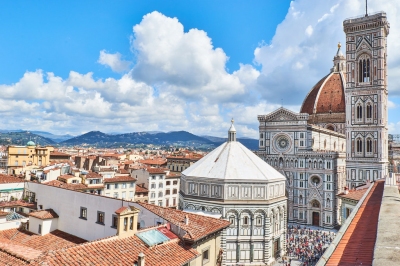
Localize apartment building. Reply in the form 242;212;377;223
103;176;136;200
165;173;180;208
7;143;54;174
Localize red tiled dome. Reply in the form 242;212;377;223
300;72;345;115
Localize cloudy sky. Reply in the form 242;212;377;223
1;0;399;138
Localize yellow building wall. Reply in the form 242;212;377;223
189;234;221;266
7;146;53;169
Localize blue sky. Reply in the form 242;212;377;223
0;1;290;82
0;0;399;137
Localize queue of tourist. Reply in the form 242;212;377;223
281;225;336;266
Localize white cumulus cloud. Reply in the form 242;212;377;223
98;50;131;72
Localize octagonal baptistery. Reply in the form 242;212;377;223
300;44;346;134
179;121;287;265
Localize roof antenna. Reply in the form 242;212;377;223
365;0;368;17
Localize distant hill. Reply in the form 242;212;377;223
61;131;258;150
0;131;56;146
202;135;259;150
31;131;75;143
61;131;215;147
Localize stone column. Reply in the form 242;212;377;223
264;214;271;264
221;227;227;265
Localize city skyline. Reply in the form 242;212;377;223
1;0;399;138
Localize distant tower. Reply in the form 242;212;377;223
343;11;390;187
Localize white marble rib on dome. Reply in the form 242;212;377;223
182;141;285;181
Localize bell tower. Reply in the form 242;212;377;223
343;11;390;187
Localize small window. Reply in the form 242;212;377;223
115;183;119;189
151;176;156;180
122;183;127;189
173;189;177;194
124;217;128;231
166;181;171;185
229;216;235;226
202;249;209;265
97;211;105;225
173;180;178;185
243;216;249;226
106;184;110;189
80;207;87;219
256;216;262;226
130;216;134;230
38;224;42;234
130;182;134;188
111;214;118;228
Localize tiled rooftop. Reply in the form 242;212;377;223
138;202;231;242
103;175;136;183
0;174;24;184
30;235;198;265
29;209;59;220
0;228;87;252
0;200;36;209
44;180;87;191
325;180;384;266
337;188;368;201
135;185;148;193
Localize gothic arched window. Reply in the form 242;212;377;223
356;104;363;121
366;138;373;153
356;138;363;153
359;56;371;82
366;103;372;119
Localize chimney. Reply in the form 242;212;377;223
184;215;189;225
138;252;145;266
344;186;349;195
115;206;140;239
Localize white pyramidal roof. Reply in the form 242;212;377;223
182;140;285;182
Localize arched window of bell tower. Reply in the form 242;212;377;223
358;55;371;83
356;138;363;153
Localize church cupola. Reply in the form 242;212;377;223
332;42;346;73
228;118;236;142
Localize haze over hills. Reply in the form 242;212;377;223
0;131;55;146
0;130;258;150
60;131;258;150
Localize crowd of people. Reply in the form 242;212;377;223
280;225;337;266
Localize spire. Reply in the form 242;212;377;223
228;118;236;142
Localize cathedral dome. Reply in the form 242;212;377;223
300;72;345;115
182;121;285;182
299;43;346;132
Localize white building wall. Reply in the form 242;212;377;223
0;182;25;201
104;181;136;200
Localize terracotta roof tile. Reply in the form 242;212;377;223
29;209;59;220
147;167;168;174
0;174;24;184
85;172;102;179
337;188;368;201
114;206;128;214
135;186;149;193
0;228;86;252
0;200;36;209
103;176;136;183
30;235;198;265
138;202;231;242
44;180;87;191
326;180;384;266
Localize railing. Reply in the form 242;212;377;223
343;11;386;23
